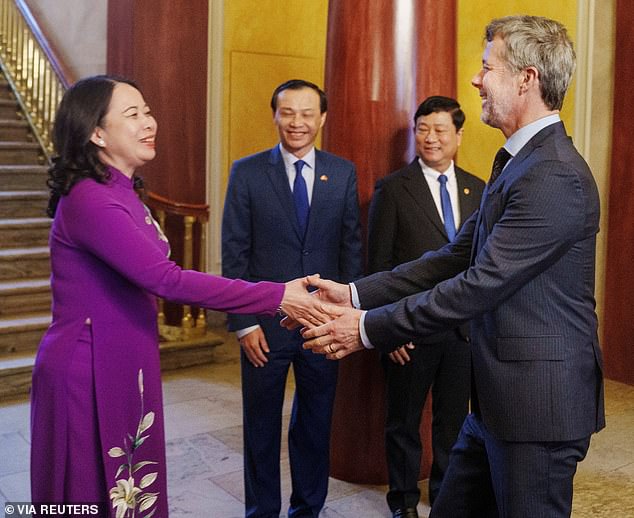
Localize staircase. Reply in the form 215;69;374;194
0;74;51;400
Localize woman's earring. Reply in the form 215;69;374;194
98;139;105;147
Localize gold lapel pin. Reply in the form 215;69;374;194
463;187;470;195
320;175;328;181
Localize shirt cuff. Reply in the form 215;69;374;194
359;311;374;349
350;282;361;309
236;325;260;339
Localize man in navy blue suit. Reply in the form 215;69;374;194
222;79;362;518
302;16;604;518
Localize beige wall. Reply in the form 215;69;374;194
587;0;615;324
25;0;106;80
456;0;578;180
220;0;329;189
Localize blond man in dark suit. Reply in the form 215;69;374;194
303;16;604;518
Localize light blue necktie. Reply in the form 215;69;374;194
293;160;309;237
438;174;456;241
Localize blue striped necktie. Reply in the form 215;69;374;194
293;160;309;236
438;174;456;241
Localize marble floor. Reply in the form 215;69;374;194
1;327;633;517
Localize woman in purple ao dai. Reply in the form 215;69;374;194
30;75;315;517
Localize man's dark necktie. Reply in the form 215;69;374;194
438;174;456;241
489;147;512;184
293;159;309;236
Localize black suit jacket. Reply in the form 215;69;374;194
355;122;605;442
367;160;484;344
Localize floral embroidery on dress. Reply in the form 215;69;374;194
108;369;159;518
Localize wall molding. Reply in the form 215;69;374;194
206;0;224;274
574;0;594;160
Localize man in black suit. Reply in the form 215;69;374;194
367;96;484;518
302;15;604;518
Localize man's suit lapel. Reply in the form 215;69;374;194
469;121;565;263
305;150;328;239
401;160;448;238
456;167;482;229
266;146;303;240
488;122;563;191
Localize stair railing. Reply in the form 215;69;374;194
146;192;212;342
0;0;70;160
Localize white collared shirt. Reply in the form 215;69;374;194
279;144;316;204
419;158;461;228
501;113;561;169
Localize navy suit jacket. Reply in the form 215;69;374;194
355;122;605;442
222;145;363;332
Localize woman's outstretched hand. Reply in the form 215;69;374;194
280;274;353;330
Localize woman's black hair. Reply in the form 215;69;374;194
46;75;144;217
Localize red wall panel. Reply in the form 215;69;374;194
107;0;208;204
603;0;634;385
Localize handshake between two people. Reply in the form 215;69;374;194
278;274;365;360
